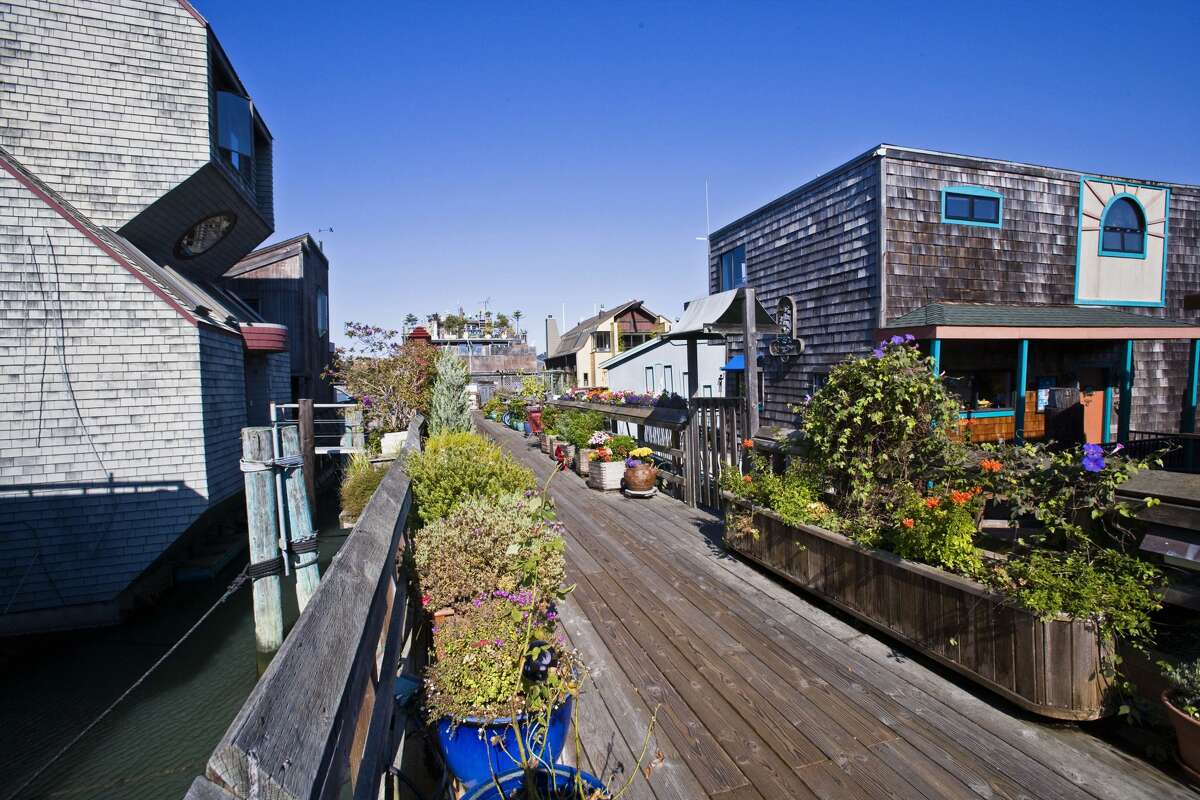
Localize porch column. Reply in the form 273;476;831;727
742;288;760;435
1183;338;1200;434
1117;339;1134;444
930;338;941;376
1014;339;1029;442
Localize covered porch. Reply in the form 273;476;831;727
881;303;1200;444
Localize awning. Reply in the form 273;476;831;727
880;302;1200;341
663;288;782;341
721;355;745;371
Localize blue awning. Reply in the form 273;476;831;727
721;355;744;371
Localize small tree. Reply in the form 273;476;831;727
403;313;419;331
429;349;474;436
325;322;438;437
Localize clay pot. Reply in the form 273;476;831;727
624;463;658;492
1164;692;1200;781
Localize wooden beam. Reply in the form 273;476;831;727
298;398;316;517
242;427;284;660
281;424;321;612
742;288;760;436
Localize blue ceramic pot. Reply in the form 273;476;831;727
461;765;608;799
437;698;574;789
523;421;532;435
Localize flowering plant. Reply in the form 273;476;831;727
624;446;655;468
563;388;687;409
892;486;984;577
588;434;636;462
587;430;611;447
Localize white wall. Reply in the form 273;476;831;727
604;339;728;397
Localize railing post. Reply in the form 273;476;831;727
281;424;321;612
298;398;317;515
743;288;760;436
241;427;284;665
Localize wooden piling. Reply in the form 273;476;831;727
241;427;284;661
281;424;321;612
298;398;317;516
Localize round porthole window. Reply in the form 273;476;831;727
177;212;236;258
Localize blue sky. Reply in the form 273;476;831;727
201;1;1200;353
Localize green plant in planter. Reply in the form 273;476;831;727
556;410;606;449
1163;658;1200;718
405;432;537;523
414;493;567;612
892;487;984;578
539;404;562;436
719;451;839;532
424;596;581;723
339;451;387;520
795;336;965;538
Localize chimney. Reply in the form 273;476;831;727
545;314;560;355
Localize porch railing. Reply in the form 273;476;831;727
184;416;425;800
1128;430;1200;473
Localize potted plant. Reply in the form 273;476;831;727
575;431;609;478
1163;658;1200;778
462;765;609;799
587;435;635;491
623;447;658;492
427;596;582;789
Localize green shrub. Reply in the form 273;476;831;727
555;410;606;448
1164;659;1200;717
404;432;537;524
892;488;984;577
719;452;839;531
424;597;580;722
994;548;1162;650
428;350;473;436
539;403;562;434
340;452;387;520
414;493;565;612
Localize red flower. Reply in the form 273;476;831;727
902;518;915;529
421;594;431;608
980;458;1002;473
742;474;753;483
950;490;973;506
924;497;940;509
742;438;754;450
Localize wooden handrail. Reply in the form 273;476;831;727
185;415;425;800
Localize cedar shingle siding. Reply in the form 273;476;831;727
709;146;1200;432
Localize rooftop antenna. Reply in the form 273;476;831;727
317;226;334;251
479;297;491;314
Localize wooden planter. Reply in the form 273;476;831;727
723;497;1114;721
588;460;624;491
539;433;553;455
575;448;595;477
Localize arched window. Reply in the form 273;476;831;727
1100;196;1145;256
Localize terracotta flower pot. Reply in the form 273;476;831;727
1164;691;1200;781
575;448;594;477
624;463;658;492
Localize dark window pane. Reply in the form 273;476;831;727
972;197;999;223
1105;198;1141;229
1102;230;1124;251
1123;232;1143;253
945;195;971;219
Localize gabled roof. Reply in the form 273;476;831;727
598;335;666;370
225;232;328;278
549;299;650;358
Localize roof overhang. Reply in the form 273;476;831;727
877;324;1200;341
663;289;782;341
242;322;289;352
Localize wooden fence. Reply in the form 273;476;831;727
184;416;425;800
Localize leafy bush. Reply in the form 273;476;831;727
994;548;1162;650
324;322;438;433
1164;659;1200;718
405;432;537;524
555;410;606;448
339;452;387;520
892;488;984;577
539;403;562;435
719;452;840;531
414;493;566;612
424;596;580;722
429;350;474;436
796;336;963;532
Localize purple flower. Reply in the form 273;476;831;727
903;333;916;343
888;335;905;346
362;395;372;408
545;610;557;621
1082;444;1105;473
1111;443;1124;454
472;597;483;608
871;347;885;359
494;638;505;647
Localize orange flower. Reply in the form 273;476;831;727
742;438;754;450
902;518;915;529
980;458;1002;473
742;474;753;483
971;485;983;495
924;497;940;509
950;490;973;506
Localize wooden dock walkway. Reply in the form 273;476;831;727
480;417;1197;800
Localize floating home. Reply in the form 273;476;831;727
544;300;672;388
709;145;1200;442
0;0;290;633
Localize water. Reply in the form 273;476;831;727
0;504;348;800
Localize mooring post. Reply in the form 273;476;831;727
298;398;317;517
241;427;284;661
281;423;321;611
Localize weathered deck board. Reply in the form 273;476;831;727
481;418;1197;800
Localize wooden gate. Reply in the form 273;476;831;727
685;397;746;509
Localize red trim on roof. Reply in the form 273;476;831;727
0;156;199;327
175;0;207;26
242;323;289;352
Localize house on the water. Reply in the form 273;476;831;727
708;144;1200;443
543;301;672;388
0;0;289;633
601;332;726;397
226;233;334;408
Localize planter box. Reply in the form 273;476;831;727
723;497;1113;721
587;460;624;491
575;448;594;477
539;433;553;455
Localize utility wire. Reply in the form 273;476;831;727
4;565;250;800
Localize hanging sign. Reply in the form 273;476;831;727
767;296;804;361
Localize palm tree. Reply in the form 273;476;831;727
512;309;523;334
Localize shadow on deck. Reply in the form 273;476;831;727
480;416;1198;800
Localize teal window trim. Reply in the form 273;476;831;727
1073;177;1169;308
1097;193;1147;260
940;185;1003;228
957;409;1014;419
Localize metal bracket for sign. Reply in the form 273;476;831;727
768;296;804;362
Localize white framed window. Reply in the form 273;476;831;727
663;365;674;393
645;366;655;392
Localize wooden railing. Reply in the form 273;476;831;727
184;416;425;800
1128;429;1200;473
